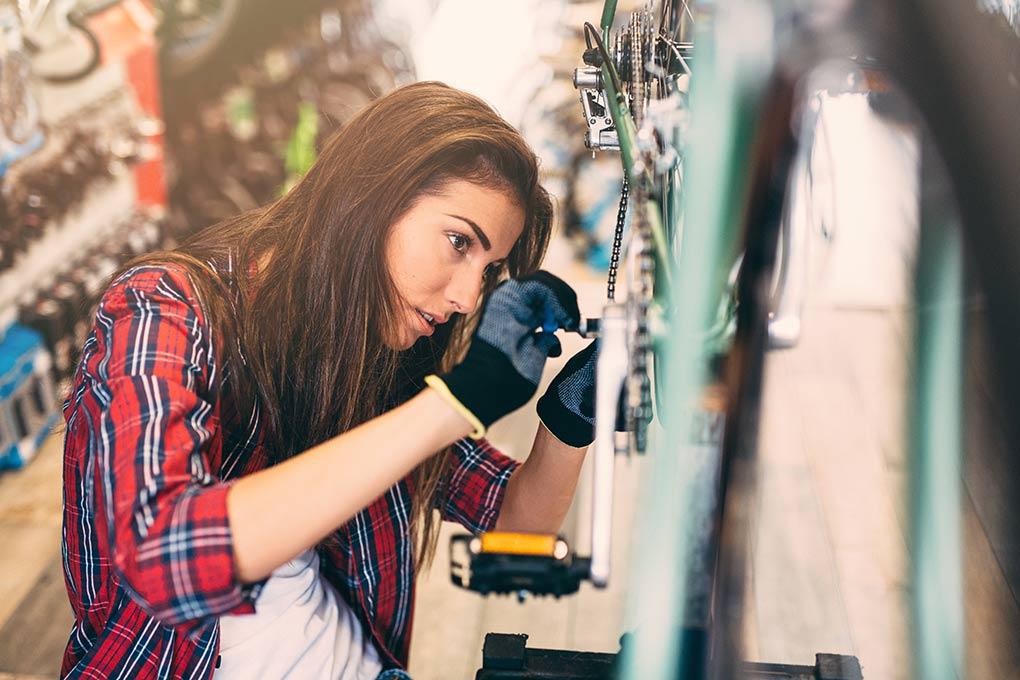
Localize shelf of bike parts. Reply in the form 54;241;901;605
1;1;167;472
0;1;166;310
0;199;162;475
0;127;163;304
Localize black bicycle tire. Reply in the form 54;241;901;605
704;73;801;680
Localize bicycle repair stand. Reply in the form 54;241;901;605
474;632;863;680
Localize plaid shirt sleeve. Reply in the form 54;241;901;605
85;266;260;637
437;437;520;533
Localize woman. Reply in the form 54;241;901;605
59;82;603;679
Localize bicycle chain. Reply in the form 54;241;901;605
606;178;628;302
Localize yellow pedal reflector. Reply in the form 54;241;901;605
479;532;566;558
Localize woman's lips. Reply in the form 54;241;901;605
413;307;435;336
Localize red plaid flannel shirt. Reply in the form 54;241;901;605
60;263;519;679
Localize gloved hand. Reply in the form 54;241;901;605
536;340;627;448
426;270;580;438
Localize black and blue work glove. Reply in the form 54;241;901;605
536;341;627;448
536;341;599;447
426;270;580;438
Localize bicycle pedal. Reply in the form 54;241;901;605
450;532;590;600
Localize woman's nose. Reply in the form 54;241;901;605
447;269;484;315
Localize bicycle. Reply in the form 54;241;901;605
615;0;1020;678
453;1;1020;678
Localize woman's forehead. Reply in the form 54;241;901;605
414;181;525;252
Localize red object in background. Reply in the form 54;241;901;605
86;0;166;208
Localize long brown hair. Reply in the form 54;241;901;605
125;82;552;567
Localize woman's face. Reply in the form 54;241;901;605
384;179;526;350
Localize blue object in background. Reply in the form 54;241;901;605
0;130;45;179
587;242;611;271
0;323;58;471
574;157;627;272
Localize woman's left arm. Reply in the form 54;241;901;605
495;340;602;533
494;423;587;533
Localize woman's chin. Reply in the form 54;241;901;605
383;338;413;352
382;327;417;351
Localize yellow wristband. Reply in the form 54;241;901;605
424;375;486;440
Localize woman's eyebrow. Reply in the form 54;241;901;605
445;214;491;251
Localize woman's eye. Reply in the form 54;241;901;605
447;233;471;253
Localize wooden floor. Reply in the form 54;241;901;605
746;306;912;679
0;432;72;680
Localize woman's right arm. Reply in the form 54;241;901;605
87;267;470;613
227;387;470;582
86;267;575;628
229;270;584;582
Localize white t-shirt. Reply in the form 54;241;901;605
216;549;383;680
